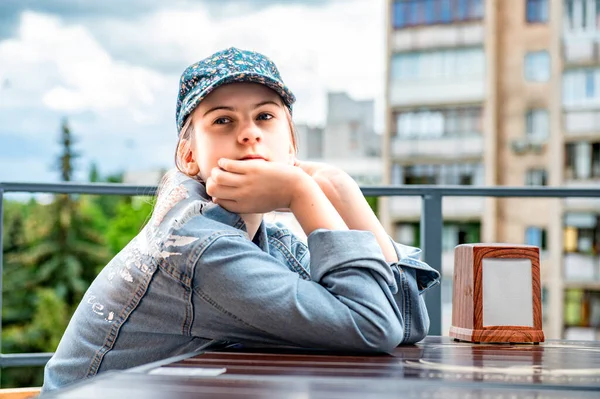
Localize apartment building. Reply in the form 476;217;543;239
384;0;600;340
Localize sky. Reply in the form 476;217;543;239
0;0;386;184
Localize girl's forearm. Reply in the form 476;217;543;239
289;174;348;235
318;174;399;263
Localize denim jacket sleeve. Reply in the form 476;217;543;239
190;228;440;353
388;239;441;344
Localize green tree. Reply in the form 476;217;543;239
83;163;153;258
24;119;109;306
86;163;124;223
57;118;77;182
88;162;100;183
105;198;154;256
2;202;37;326
365;196;378;216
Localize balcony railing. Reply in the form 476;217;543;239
1;182;600;369
391;135;483;159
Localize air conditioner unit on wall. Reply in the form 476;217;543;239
528;136;548;154
510;138;529;155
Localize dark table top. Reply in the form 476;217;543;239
45;336;600;398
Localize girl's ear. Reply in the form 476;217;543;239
177;139;200;176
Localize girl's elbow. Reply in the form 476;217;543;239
356;318;404;353
382;319;404;351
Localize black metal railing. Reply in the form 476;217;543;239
1;181;600;368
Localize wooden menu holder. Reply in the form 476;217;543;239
449;244;545;344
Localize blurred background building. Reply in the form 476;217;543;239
382;0;600;340
296;92;383;185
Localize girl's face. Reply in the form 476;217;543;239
185;82;295;182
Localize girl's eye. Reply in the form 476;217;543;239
214;117;231;125
257;113;273;121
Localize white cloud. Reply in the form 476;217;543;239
94;0;386;127
0;1;386;184
1;1;385;127
0;12;171;123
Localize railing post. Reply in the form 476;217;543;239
420;193;443;336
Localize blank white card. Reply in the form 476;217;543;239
482;258;533;327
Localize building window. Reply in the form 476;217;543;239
524;51;551;82
443;222;481;252
563;68;600;107
404;164;438;184
525;227;548;250
391;48;484;81
525;169;548;186
525;109;549;140
565;142;600;179
585;70;595;97
564;213;600;254
396;223;417;246
391;163;404;185
526;0;548;23
395;107;483;139
565;0;600;33
402;163;483;185
392;0;484;29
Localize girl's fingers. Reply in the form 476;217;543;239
206;184;242;201
217;158;251;174
211;167;243;187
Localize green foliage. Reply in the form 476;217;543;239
105;198;154;256
4;289;69;353
365;196;379;217
3;201;38;326
22;194;109;305
1;289;68;388
57;118;78;182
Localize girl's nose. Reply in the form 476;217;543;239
238;122;263;144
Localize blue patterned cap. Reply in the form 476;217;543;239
176;47;296;134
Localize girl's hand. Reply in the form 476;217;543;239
294;160;346;181
295;159;398;263
294;160;357;203
206;158;307;214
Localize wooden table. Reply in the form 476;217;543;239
45;336;600;398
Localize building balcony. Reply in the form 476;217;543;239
391;23;484;52
564;109;600;138
564;252;600;282
563;179;600;211
389;77;484;107
310;157;383;185
390;135;483;161
389;195;484;221
563;38;600;67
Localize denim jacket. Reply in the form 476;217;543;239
42;170;440;392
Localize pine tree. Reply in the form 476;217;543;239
2;204;36;325
25;118;109;309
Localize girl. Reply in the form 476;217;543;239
42;47;439;392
